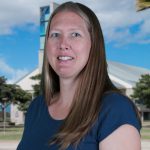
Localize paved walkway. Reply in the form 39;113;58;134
0;140;149;150
0;140;19;150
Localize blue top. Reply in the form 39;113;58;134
17;93;141;150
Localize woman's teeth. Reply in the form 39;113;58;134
57;56;73;61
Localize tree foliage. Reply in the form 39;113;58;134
0;76;32;120
13;86;32;112
0;76;16;106
131;74;150;108
30;73;41;97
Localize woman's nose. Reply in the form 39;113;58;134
59;36;70;50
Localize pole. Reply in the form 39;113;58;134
2;98;7;135
3;101;6;135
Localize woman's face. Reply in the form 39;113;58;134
46;11;91;80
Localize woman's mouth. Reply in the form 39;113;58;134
57;56;74;61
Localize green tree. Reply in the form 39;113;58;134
131;74;150;108
0;76;15;121
30;73;41;97
13;85;32;113
0;76;32;121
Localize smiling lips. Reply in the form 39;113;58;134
57;56;74;61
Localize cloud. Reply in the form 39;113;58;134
0;0;39;35
0;0;150;45
0;57;29;83
94;0;150;45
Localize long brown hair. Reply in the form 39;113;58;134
41;1;117;149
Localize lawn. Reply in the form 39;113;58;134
141;121;150;140
141;128;150;140
0;126;23;140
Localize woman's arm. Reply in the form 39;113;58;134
99;124;141;150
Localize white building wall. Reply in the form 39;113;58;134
10;104;24;125
125;88;133;97
39;51;44;73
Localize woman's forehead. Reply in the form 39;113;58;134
50;11;90;31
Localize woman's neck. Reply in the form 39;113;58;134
58;78;79;107
48;78;79;120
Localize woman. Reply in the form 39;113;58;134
17;1;141;150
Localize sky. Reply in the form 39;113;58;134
0;0;150;83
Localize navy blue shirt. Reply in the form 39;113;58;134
17;93;141;150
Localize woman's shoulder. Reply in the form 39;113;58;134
26;95;45;114
30;95;44;106
102;91;129;101
94;92;141;142
100;91;140;121
101;92;133;110
24;95;46;124
96;91;141;142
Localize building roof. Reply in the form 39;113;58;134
108;61;150;88
15;68;40;91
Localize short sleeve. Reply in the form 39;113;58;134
97;93;141;142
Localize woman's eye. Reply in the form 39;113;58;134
50;33;59;38
72;32;81;37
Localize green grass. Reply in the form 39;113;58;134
141;124;150;140
0;133;22;140
0;127;23;132
141;135;150;139
141;128;150;133
0;127;23;140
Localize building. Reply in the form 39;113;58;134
7;3;150;124
39;2;59;72
10;2;59;125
